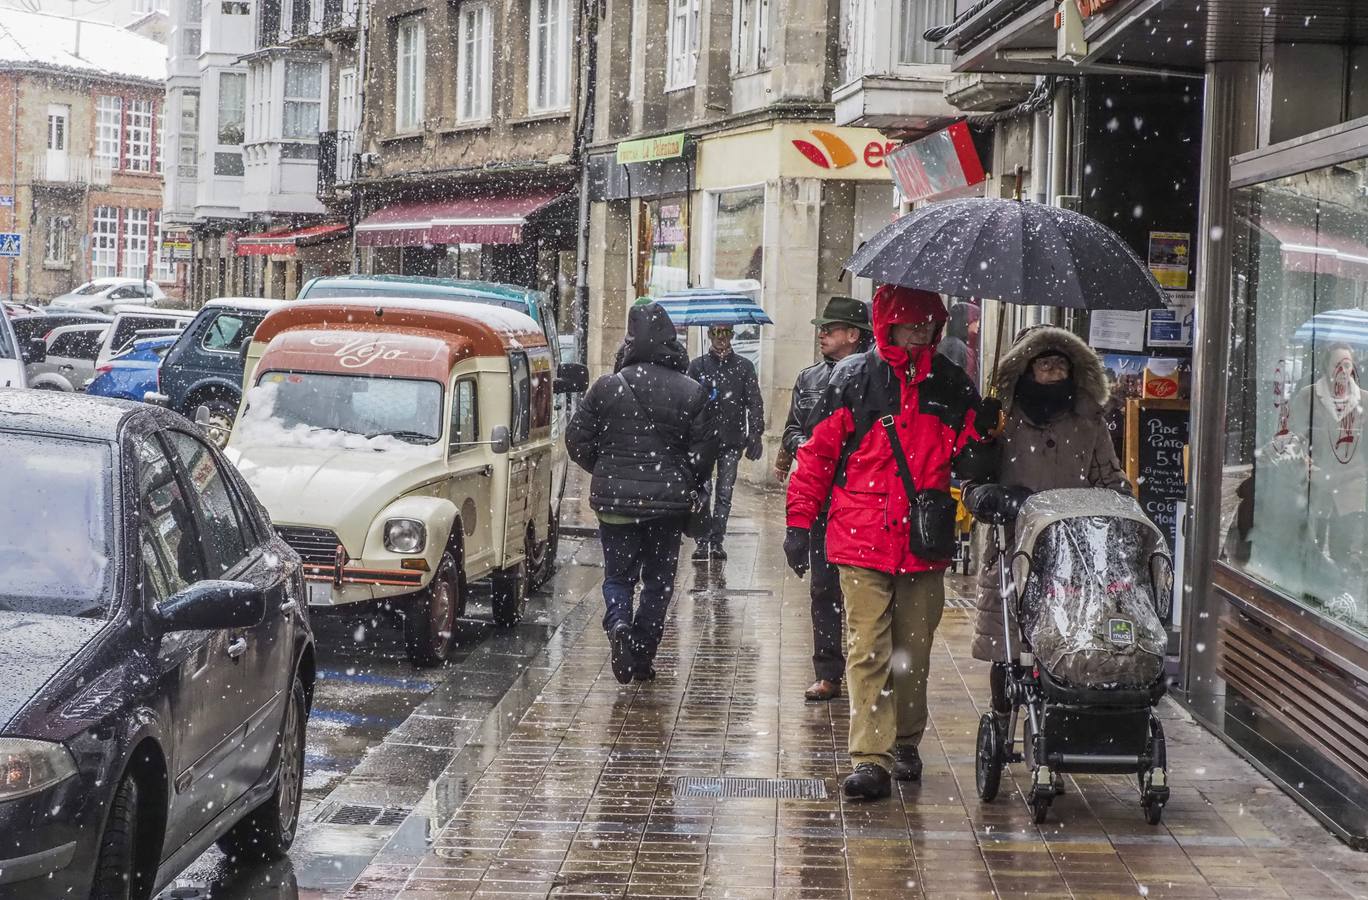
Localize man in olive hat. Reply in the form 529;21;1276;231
777;295;873;702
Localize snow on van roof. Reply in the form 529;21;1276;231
204;297;287;312
0;8;167;83
283;296;544;338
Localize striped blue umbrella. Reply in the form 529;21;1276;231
654;289;774;326
1292;309;1368;346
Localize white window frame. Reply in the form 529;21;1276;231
126;99;155;172
527;0;570;113
153;214;175;282
121;208;150;279
283;59;323;140
395;16;426;132
47;105;68;153
178;90;199;178
666;0;699;91
95;95;123;168
182;0;202;55
628;0;645;102
44;216;69;266
456;1;492;123
731;0;768;74
337;66;358;179
91;206;119;278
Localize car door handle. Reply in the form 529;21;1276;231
280;599;298;613
226;637;249;659
59;364;74;371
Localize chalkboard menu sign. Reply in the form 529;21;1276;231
1125;398;1190;550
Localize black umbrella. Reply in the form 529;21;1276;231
845;198;1168;311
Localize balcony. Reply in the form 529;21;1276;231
30;153;113;187
317;129;356;196
322;0;358;34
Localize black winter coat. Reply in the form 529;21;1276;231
566;303;719;516
687;351;763;448
782;357;835;455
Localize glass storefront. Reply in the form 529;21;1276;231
709;186;765;372
645;197;689;295
1221;157;1368;638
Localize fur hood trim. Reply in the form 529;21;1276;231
994;325;1109;411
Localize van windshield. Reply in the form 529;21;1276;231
245;371;444;447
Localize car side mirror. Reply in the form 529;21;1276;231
490;424;511;454
554;362;589;395
25;338;46;365
156;580;265;632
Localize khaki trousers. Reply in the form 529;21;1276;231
839;566;945;771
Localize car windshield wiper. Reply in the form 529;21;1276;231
365;430;436;444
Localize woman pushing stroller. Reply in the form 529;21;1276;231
962;326;1129;720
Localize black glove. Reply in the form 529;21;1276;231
783;526;811;577
744;436;764;461
978;396;1003;433
965;484;1032;525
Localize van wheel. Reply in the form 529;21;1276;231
189;397;237;448
491;548;528;629
404;551;462;667
217;676;306;860
92;775;144;900
527;518;555;590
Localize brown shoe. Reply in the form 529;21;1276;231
804;679;841;702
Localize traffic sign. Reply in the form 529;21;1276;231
0;233;21;257
0;195;12;207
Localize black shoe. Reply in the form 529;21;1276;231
609;623;634;684
842;764;892;801
692;544;711;561
632;665;657;683
711;543;728;560
891;745;922;782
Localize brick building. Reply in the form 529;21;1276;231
0;10;175;303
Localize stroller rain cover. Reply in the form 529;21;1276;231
1011;489;1171;690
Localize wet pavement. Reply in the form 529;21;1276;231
164;480;1368;898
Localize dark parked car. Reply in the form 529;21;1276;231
149;298;283;443
0;390;314;900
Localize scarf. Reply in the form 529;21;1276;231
1016;375;1075;426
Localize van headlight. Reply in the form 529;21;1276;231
384;519;426;554
0;739;77;801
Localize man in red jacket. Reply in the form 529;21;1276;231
784;285;995;800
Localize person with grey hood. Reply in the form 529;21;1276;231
566;302;719;684
962;325;1128;721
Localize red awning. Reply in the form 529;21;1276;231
355;190;566;248
1261;219;1368;280
236;223;349;257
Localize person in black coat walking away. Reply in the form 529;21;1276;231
687;325;764;561
775;296;872;703
566;302;719;684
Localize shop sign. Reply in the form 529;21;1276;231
617;133;688;166
777;125;897;181
885;121;986;203
161;228;193;262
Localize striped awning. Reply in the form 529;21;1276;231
654;289;774;326
355;191;566;247
1293;309;1368;346
236;223;348;257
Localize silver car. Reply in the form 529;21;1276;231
26;322;109;391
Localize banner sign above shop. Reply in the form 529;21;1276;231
885;121;986;203
617;133;688;166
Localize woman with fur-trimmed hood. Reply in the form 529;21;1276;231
963;326;1128;703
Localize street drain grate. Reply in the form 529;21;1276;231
945;595;973;610
317;803;411;827
674;776;826;800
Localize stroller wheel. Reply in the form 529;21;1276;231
1029;792;1052;824
1143;797;1165;825
974;714;1003;802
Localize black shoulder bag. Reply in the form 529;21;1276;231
880;414;959;562
616;374;711;538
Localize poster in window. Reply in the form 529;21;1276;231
1147;231;1190;290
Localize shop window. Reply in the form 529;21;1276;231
91;206;119;278
637;196;689;296
528;0;569;112
665;0;698;90
1222;157;1368;637
707;186;765;373
395;16;426;131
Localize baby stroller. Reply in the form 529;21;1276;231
974;488;1173;825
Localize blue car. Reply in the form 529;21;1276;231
85;334;178;401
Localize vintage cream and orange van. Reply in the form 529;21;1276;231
224;297;587;666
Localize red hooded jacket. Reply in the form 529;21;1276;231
786;286;986;575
